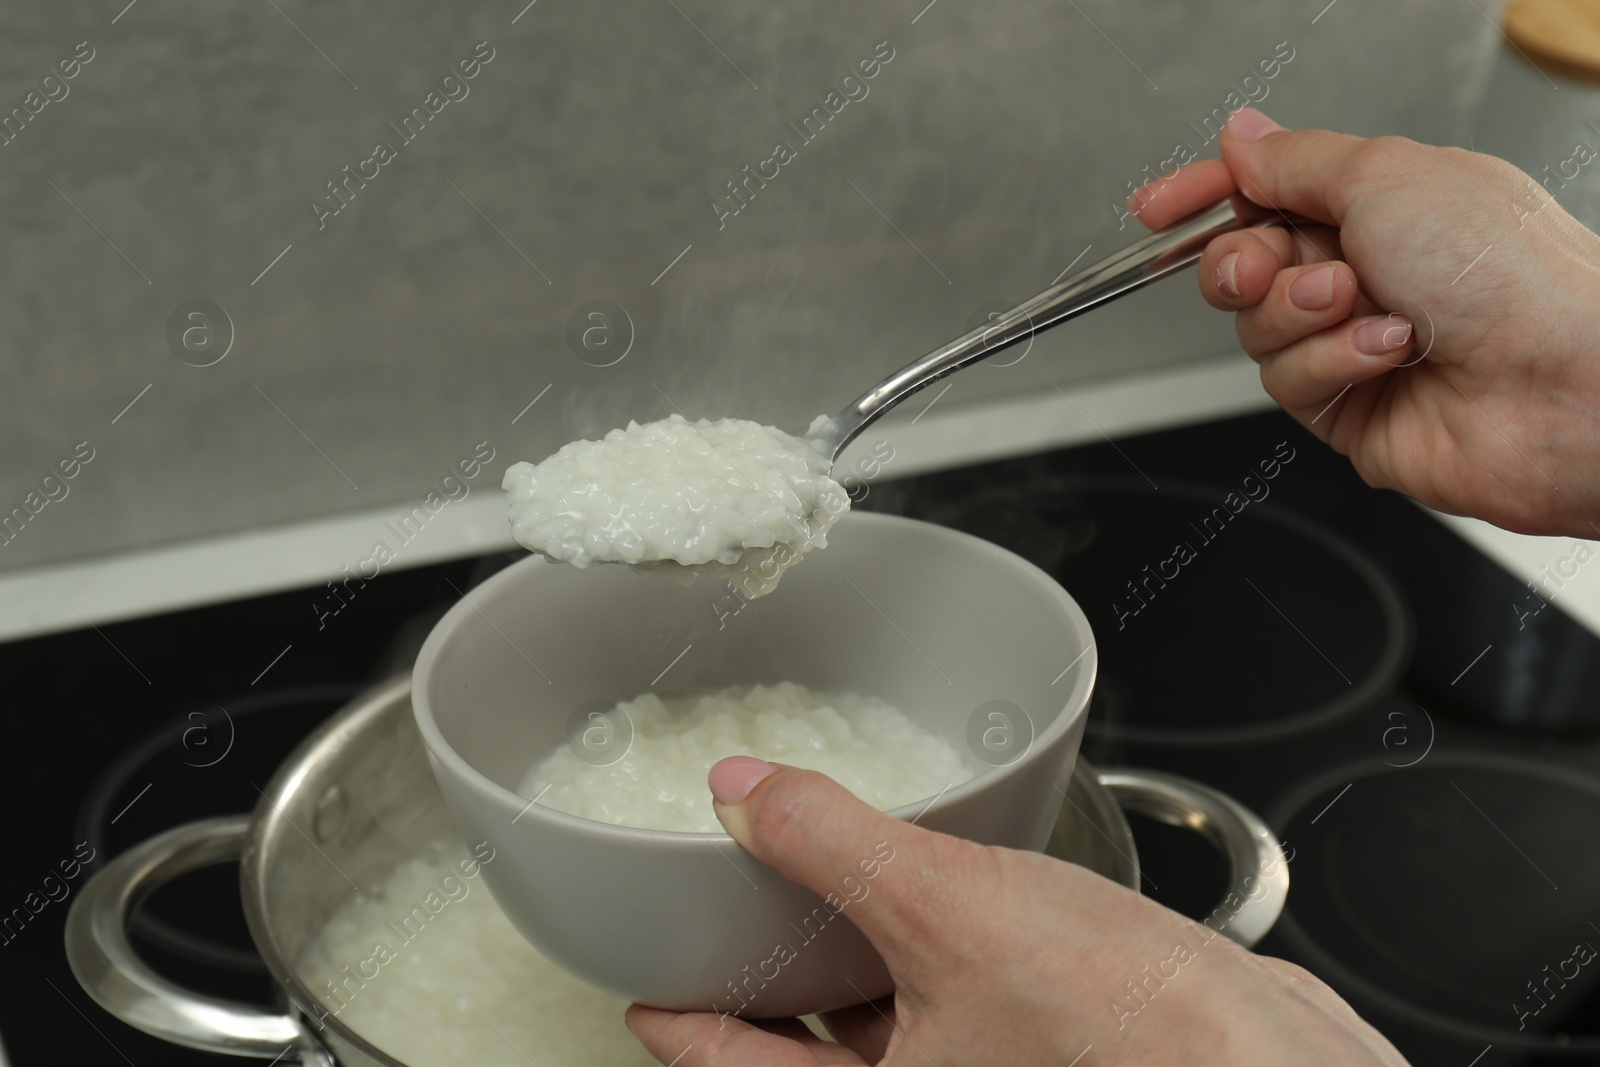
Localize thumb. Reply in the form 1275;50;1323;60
708;756;975;961
1220;108;1370;226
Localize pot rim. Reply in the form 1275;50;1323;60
241;673;414;1067
76;672;1295;1062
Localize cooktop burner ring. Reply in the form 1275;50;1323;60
1266;750;1600;1056
1083;478;1410;746
887;473;1412;747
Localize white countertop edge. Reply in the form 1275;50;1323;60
0;353;1287;643
1422;508;1600;639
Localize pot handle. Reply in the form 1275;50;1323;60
64;816;333;1063
1097;768;1288;949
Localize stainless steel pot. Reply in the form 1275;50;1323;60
66;676;1287;1065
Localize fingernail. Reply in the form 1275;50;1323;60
1288;264;1337;310
1126;183;1154;217
709;756;777;806
1227;107;1283;144
1353;314;1414;355
1216;252;1241;299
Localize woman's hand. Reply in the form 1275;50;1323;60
626;757;1406;1066
1133;108;1600;538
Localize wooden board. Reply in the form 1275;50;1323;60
1504;0;1600;83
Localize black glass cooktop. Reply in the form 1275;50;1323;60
5;408;1599;1066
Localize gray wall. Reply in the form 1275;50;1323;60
0;0;1504;572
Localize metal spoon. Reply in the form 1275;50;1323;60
808;194;1295;465
509;195;1294;587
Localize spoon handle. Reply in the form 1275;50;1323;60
818;195;1299;463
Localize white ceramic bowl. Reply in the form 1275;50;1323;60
412;511;1097;1017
